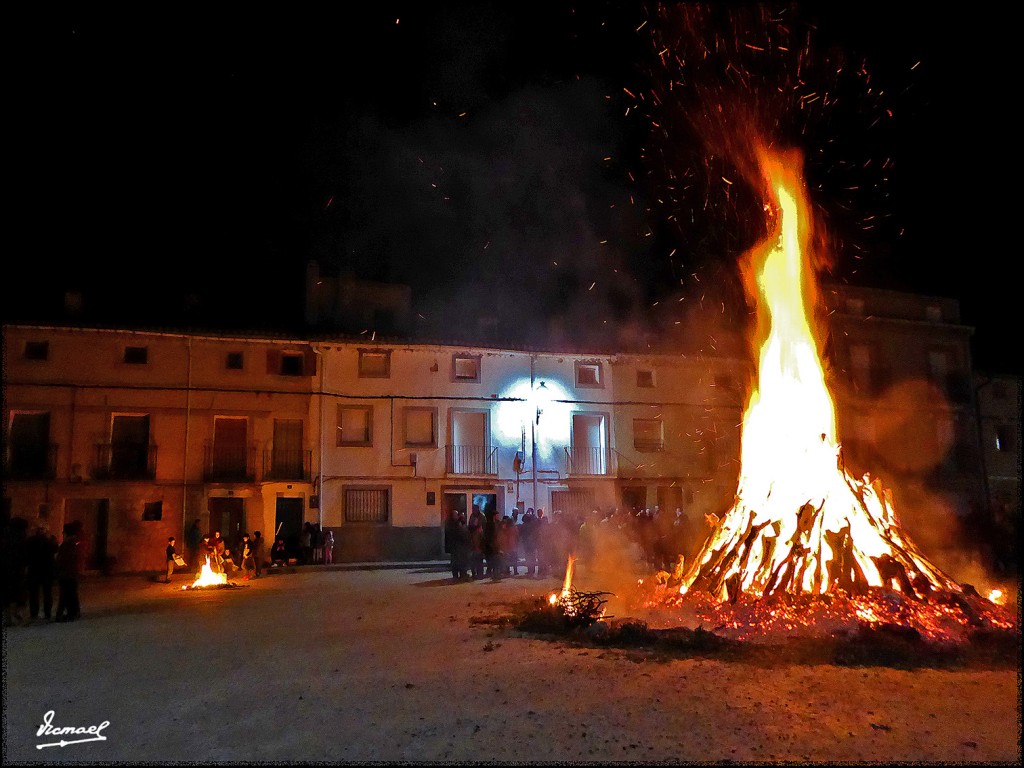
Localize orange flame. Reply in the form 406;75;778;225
182;556;227;590
678;148;962;602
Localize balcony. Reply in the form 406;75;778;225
4;443;57;480
203;442;257;483
565;446;608;476
93;443;157;480
263;448;312;482
446;444;498;475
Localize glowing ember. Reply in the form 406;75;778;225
651;148;1008;641
988;589;1005;606
182;557;227;590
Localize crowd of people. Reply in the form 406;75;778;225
2;514;85;626
444;504;705;582
173;519;336;583
3;503;703;624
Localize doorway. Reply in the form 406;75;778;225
274;497;304;556
209;497;246;548
65;498;109;571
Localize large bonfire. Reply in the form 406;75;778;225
647;146;1013;642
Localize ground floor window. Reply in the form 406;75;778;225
344;487;390;523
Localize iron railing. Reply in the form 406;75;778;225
446;444;498;475
263;448;312;481
204;442;257;482
93;443;157;480
4;443;57;480
564;446;607;476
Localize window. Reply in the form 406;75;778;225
358;350;391;378
123;346;148;364
995;425;1016;453
344;487;390;523
453;354;481;382
404;407;437;447
226;352;244;370
280;352;304;376
337;405;373;446
24;341;49;361
142;501;163;521
575;361;603;388
636;369;654;388
633;418;664;452
109;414;151;478
7;412;52;479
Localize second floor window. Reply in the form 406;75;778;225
359;350;391;378
24;341;49;361
453;354;481;382
404;407;436;447
124;346;148;365
633;418;664;452
575;361;603;388
338;405;373;446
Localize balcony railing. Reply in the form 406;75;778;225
263;448;312;482
4;443;57;480
93;443;157;480
565;446;608;476
446;444;498;475
204;442;257;482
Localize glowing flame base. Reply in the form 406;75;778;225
182;557;229;590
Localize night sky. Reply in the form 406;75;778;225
7;3;1018;375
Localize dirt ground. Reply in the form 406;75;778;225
3;562;1020;764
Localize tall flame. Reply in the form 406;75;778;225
679;148;961;602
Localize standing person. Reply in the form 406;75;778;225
499;516;520;576
519;508;537;579
240;533;255;580
323;529;335;565
184;519;202;573
468;514;485;580
311;523;324;565
164;536;177;583
483;510;503;581
26;526;57;622
196;533;213;575
252;531;265;577
54;522;83;622
299;522;313;565
210;530;226;573
2;515;30;627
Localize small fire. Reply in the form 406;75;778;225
988;589;1005;606
549;556;577;610
182;557;227;590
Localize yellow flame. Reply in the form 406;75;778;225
183;556;227;590
679;148;962;602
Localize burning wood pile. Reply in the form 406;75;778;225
181;557;245;591
547;557;612;628
640;149;1015;643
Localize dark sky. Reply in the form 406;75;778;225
7;3;1018;375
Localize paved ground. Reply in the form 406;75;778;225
3;562;1020;764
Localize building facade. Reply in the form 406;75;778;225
4;284;1004;573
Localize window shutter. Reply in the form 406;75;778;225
266;350;282;374
303;347;317;377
